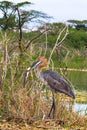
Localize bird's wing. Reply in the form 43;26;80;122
42;70;75;98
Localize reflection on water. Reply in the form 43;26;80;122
74;102;87;115
67;70;87;90
67;70;87;115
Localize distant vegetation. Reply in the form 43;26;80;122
0;1;87;68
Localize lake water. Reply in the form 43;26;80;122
74;102;87;115
67;70;87;90
67;70;87;115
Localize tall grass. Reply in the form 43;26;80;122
0;31;87;129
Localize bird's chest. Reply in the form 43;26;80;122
35;69;47;85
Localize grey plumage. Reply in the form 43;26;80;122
41;70;75;99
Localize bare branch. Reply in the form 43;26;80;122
47;24;69;68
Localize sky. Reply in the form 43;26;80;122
0;0;87;22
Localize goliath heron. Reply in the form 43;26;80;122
24;56;75;118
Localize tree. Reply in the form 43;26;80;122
0;1;50;30
0;1;50;53
67;20;87;30
0;1;16;30
15;2;50;52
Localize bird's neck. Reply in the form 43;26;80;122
34;66;42;77
34;66;44;82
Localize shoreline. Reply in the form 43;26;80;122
59;67;87;72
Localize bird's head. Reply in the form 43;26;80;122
30;56;48;70
24;56;48;87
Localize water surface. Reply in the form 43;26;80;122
67;70;87;115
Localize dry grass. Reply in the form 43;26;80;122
0;30;87;129
0;81;87;129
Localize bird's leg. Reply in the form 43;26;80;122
52;93;56;118
48;93;56;118
50;93;56;118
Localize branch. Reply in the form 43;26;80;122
25;28;50;51
44;25;48;56
47;24;69;68
16;6;22;53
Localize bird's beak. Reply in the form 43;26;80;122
31;60;42;69
24;60;42;87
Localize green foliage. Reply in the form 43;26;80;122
0;1;15;30
0;1;50;31
65;28;87;48
68;19;87;30
16;1;31;7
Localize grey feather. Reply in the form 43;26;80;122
41;70;75;99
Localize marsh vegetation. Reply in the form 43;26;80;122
0;1;87;129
